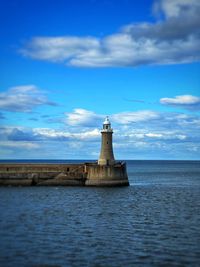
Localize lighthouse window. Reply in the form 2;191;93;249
107;141;108;144
106;125;108;129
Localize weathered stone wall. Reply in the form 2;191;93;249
98;132;115;165
0;164;84;173
0;164;86;186
85;162;129;186
0;162;129;186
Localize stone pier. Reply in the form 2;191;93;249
0;162;129;186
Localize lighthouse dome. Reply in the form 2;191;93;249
102;116;112;132
103;116;111;125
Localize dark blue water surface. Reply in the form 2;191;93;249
0;160;200;267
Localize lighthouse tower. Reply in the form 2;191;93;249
98;116;115;166
85;116;129;186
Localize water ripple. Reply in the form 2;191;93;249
0;161;200;267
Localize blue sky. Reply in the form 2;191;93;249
0;0;200;160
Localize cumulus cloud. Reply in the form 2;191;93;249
63;109;161;127
20;0;200;67
0;85;57;112
112;110;159;124
62;108;200;131
65;108;104;127
160;95;200;110
153;0;200;18
0;141;39;149
21;37;100;63
0;126;100;142
34;128;100;141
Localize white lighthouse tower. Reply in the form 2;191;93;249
98;116;115;166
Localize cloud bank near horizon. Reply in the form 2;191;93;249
1;106;200;159
1;83;200;159
20;0;200;68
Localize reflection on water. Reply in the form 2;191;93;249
0;160;200;267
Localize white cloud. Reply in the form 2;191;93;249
0;85;57;112
64;109;160;127
20;0;200;67
145;133;163;138
0;141;39;149
75;129;100;140
112;110;159;124
160;95;200;110
33;127;100;140
154;0;200;18
20;37;100;62
65;108;104;127
1;106;200;159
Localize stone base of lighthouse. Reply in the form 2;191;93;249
85;161;129;186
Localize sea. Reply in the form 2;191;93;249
0;160;200;267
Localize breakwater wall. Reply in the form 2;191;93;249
85;162;129;186
0;162;129;186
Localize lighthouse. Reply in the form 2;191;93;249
85;117;129;186
98;116;115;166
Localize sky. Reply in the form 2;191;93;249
0;0;200;160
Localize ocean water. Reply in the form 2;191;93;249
0;160;200;267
